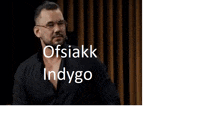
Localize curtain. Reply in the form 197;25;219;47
58;0;142;105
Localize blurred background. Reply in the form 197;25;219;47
10;0;142;105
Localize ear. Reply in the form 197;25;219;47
33;26;41;38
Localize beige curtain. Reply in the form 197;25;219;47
57;0;142;105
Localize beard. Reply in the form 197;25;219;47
41;33;67;48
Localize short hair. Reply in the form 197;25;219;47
34;1;60;24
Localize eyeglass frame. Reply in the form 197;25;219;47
35;20;68;30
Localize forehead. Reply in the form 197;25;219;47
38;9;64;24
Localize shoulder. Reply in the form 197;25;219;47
14;53;39;80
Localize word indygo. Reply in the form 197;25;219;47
44;67;92;83
43;45;97;58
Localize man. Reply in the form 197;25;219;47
12;1;120;105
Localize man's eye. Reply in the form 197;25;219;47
46;23;54;27
58;21;65;25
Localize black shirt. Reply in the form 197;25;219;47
12;44;120;105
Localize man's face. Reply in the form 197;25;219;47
34;9;66;47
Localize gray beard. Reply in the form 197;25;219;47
42;36;67;48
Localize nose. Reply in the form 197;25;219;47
53;23;61;33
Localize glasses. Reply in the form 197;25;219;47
36;20;67;30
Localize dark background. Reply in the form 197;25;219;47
10;0;142;105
